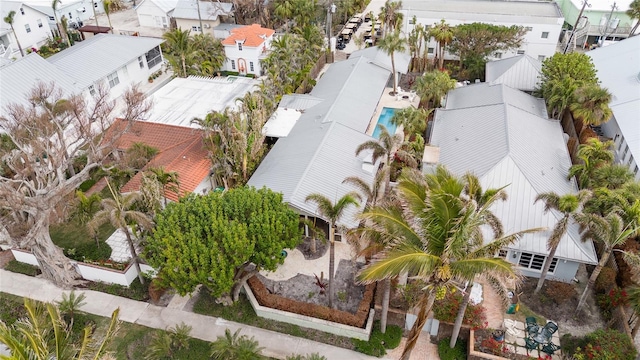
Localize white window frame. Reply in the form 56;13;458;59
138;56;144;69
517;50;525;55
192;26;201;32
37;19;43;28
541;32;549;39
88;84;96;96
107;71;120;88
249;61;254;72
494;52;502;59
238;42;243;50
525;26;533;31
517;252;558;273
427;47;434;54
538;55;546;61
25;24;31;33
230;59;236;70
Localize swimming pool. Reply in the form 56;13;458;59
372;107;398;139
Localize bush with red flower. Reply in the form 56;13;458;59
433;288;488;329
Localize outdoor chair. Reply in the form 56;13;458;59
525;337;538;351
541;342;561;355
525;317;537;327
543;321;558;335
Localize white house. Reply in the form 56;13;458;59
26;0;105;30
426;83;598;282
587;36;640;181
399;0;564;63
135;0;178;29
172;0;233;35
0;2;53;59
46;34;164;99
221;24;274;76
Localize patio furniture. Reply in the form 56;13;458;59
525;317;538;336
524;337;538;351
542;321;558;337
541;342;561;355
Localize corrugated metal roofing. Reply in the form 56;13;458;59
172;0;232;20
0;53;79;116
47;34;164;90
401;0;563;22
430;83;597;264
248;56;391;227
135;0;179;13
588;36;640;176
486;55;542;92
445;83;547;118
278;94;324;110
349;46;411;75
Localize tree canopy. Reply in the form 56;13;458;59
145;187;302;300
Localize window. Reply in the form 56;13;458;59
69;12;72;19
37;19;43;28
191;26;201;32
49;16;55;21
634;164;639;176
145;46;162;68
231;60;236;70
538;55;546;61
494;52;502;59
107;71;120;88
497;249;508;258
427;47;434;54
517;50;525;55
525;26;533;31
88;84;96;96
622;144;629;159
24;24;31;33
20;7;25;15
249;61;254;72
138;56;144;69
518;252;557;272
541;32;549;39
238;42;243;51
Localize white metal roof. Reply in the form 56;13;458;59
486;55;542;92
47;34;164;90
0;53;79;117
142;75;259;127
263;108;302;138
430;83;597;264
445;82;548;118
172;0;232;20
349;46;411;74
248;56;391;228
135;0;179;13
588;36;640;175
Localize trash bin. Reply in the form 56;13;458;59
506;303;518;314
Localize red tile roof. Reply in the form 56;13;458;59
222;24;275;47
110;120;211;202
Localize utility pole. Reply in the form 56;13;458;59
327;3;336;62
563;0;591;53
196;0;203;33
598;2;619;46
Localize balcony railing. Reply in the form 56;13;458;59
586;24;632;37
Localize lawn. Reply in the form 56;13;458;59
50;221;115;251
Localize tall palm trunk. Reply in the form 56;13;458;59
181;55;187;77
9;24;24;57
535;245;559;293
450;285;473;348
632;315;640;338
438;42;445;70
123;227;145;285
380;278;391;332
401;291;437;360
577;251;609;312
329;222;335;308
390;51;397;95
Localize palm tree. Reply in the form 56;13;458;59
357;168;523;359
533;190;591;293
429;20;453;70
103;0;114;33
3;11;24;57
0;298;120;360
88;180;153;285
569;85;613;126
149;167;180;206
391;107;430;140
163;28;193;77
342;168;386;212
568;138;614;189
210;329;264;360
574;211;640;312
56;290;87;324
305;193;360;308
52;0;71;45
545;76;579;120
413;70;456;110
378;29;407;96
627;0;640;37
379;0;403;34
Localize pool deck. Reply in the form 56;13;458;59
366;86;421;136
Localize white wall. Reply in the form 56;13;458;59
222;36;271;75
605;117;640;181
136;1;170;28
4;6;53;56
175;18;220;36
400;13;562;62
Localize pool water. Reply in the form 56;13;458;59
372;107;398;139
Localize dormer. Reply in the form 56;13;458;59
236;40;244;51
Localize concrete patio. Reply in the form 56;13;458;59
501;319;563;359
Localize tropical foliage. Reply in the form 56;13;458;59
377;29;407;95
210;329;264;360
145;187;301;302
162;29;226;77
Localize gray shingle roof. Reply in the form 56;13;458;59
248;56;392;227
0;53;79;116
430;83;597;264
172;0;232;20
47;34;164;90
486;55;542;92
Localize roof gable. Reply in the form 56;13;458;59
222;24;274;47
135;0;179;13
486;55;542;92
172;0;232;21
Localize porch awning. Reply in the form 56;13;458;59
262;108;303;138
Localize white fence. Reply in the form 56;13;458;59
243;282;375;341
10;249;155;287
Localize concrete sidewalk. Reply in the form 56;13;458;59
0;270;387;360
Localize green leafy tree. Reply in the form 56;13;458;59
357;167;525;359
569;84;613;126
0;298;120;360
163;28;194;77
627;0;640;36
56;290;87;324
533;191;591;293
145;323;192;360
535;52;598;119
210;329;264;360
429;20;453;70
103;0;113;33
379;0;403;34
305;193;360;308
568;138;614;189
74;190;102;225
192;34;227;76
413;70;456;110
145;187;301;302
377;29;407;95
3;11;24;57
407;21;428;72
391;107;430;140
51;0;71;45
148;167;180;206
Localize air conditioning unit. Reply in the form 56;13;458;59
203;23;210;29
77;6;86;12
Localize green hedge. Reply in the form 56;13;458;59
78;178;97;192
563;329;636;360
5;260;40;277
352;321;403;357
87;277;149;301
64;241;112;262
438;337;467;360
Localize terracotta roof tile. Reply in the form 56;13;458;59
110;120;211;201
222;24;275;47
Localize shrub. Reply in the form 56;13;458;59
0;295;26;325
64;241;112;262
5;260;40;277
544;281;576;304
433;289;487;329
352;321;402;357
597;287;627;319
353;337;386;357
438;337;467;360
78;179;96;192
573;329;636;360
595;267;617;293
87;277;149;301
